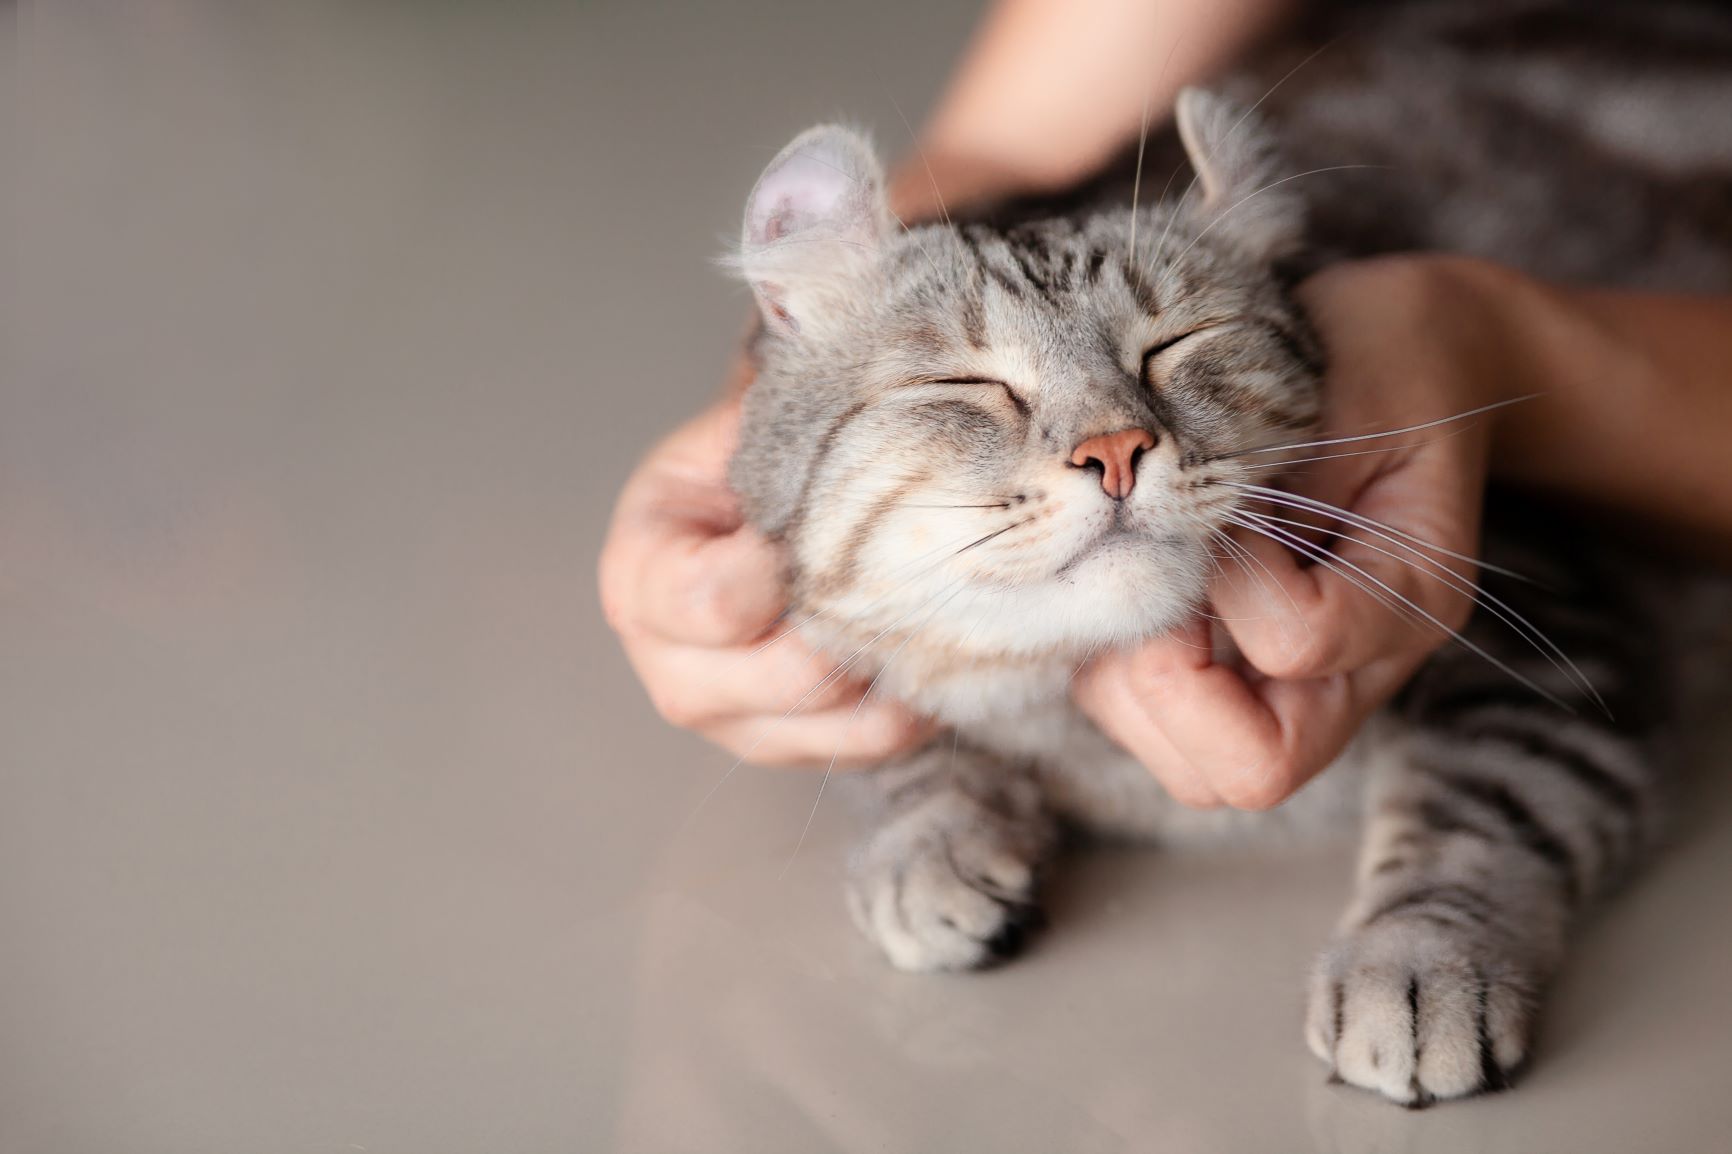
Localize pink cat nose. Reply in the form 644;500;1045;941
1070;428;1156;500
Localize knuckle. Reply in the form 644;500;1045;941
853;708;923;760
798;670;857;713
1248;627;1338;679
684;578;746;644
648;683;706;729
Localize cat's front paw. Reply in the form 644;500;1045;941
1306;918;1538;1107
845;792;1050;973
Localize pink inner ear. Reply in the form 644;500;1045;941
749;151;856;247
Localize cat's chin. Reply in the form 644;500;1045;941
938;534;1209;662
883;541;1204;722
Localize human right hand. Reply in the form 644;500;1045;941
599;373;933;768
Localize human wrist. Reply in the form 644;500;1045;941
1444;259;1657;496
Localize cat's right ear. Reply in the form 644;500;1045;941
735;125;888;335
1173;87;1303;263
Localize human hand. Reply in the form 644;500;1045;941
1075;256;1516;809
600;368;934;768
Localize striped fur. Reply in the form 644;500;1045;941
722;0;1732;1105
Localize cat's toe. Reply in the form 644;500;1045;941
1306;919;1536;1106
846;818;1046;973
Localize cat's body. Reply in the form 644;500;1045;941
723;0;1732;1106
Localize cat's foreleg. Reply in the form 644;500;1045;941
842;738;1057;972
1306;718;1657;1106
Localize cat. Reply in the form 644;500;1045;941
722;0;1732;1107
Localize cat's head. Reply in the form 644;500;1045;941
728;88;1321;668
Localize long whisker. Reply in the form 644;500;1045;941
1227;482;1534;584
1237;426;1474;471
684;514;1027;829
1240;508;1605;712
693;522;996;693
1203;527;1309;625
886;205;946;281
951;518;1028;557
1183;510;1310;633
690;480;1024;719
1225;512;1430;634
884;88;951;229
1129;32;1185;278
1064;626;1110;687
1150;40;1335;262
899;502;1014;510
1217;395;1540;460
1229;511;1573;711
1225;40;1336;144
1162;165;1388;288
782;578;971;876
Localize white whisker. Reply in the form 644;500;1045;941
1150;40;1335;265
693;523;994;693
1162;165;1388;288
1230;510;1573;712
884;87;951;228
782;578;971;876
1237;426;1474;470
1242;508;1604;711
1220;395;1540;460
1129;33;1185;278
1228;482;1534;583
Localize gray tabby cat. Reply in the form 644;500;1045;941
723;0;1732;1106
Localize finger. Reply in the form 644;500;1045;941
1114;629;1432;810
1098;623;1347;810
600;401;790;646
708;700;938;770
1210;524;1425;681
1217;448;1484;680
626;519;788;647
1072;630;1225;809
1202;647;1423;807
625;631;868;729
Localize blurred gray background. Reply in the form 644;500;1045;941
6;3;1732;1152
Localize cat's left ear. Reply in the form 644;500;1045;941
1174;87;1304;263
736;124;890;335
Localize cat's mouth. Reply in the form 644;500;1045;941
1051;511;1186;580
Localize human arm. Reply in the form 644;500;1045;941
892;0;1298;217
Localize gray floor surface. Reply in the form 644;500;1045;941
7;3;1732;1151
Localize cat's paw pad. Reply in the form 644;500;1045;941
1306;918;1537;1107
845;805;1046;973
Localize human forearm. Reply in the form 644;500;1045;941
889;0;1297;218
1461;259;1732;550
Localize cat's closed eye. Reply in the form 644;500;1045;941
908;376;1031;416
1139;326;1219;376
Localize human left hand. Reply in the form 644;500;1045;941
1074;255;1517;809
